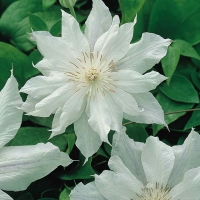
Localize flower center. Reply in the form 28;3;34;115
135;183;172;200
85;67;99;81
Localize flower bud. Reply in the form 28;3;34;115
59;0;76;8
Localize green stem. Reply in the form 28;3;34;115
123;108;200;126
69;6;76;19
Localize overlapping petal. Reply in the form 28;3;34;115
112;70;167;93
112;128;147;184
0;190;13;200
116;32;172;74
0;142;72;191
85;0;112;50
124;92;166;125
70;182;106;200
0;71;23;148
141;136;175;187
74;112;102;162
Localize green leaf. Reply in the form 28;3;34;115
56;155;94;180
65;133;76;154
29;13;48;31
42;0;57;9
59;188;70;200
24;50;42;79
159;74;199;103
0;42;27;89
149;0;200;45
133;0;157;41
29;115;53;128
172;40;200;59
118;0;145;23
35;6;62;30
161;46;180;84
191;70;200;90
16;193;34;200
49;134;68;151
0;0;43;51
6;127;51;146
152;92;194;135
125;123;148;142
184;104;200;130
50;20;61;36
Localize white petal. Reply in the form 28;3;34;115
113;70;167;93
116;33;171;74
74;111;102;162
20;76;66;98
110;87;142;116
168;129;200;187
104;92;123;132
95;157;143;200
0;190;13;200
31;31;75;62
50;87;87;138
87;91;111;143
61;10;90;58
141;136;175;187
0;142;72;191
0;72;23;148
30;82;76;117
169;166;200;200
70;182;106;200
20;95;43;113
124;92;166;125
34;59;77;76
112;128;147;184
85;0;112;50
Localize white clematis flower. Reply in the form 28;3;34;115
20;0;171;160
71;128;200;200
0;72;72;199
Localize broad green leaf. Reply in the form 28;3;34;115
35;6;62;30
133;0;157;41
49;134;68;151
159;74;199;103
191;70;200;90
24;50;42;79
0;42;27;89
59;188;70;200
16;193;34;200
192;43;200;68
0;0;43;51
29;13;48;31
125;123;148;142
7;127;51;146
172;40;200;59
42;0;57;9
149;0;200;45
118;0;145;23
29;115;53;128
65;133;76;154
50;20;61;36
184;104;200;130
56;157;94;180
0;143;72;191
152;92;194;135
161;46;180;84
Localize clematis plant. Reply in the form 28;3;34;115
20;0;171;160
71;128;200;200
0;72;72;199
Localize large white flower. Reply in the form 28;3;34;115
0;72;72;199
71;128;200;200
20;0;171;160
